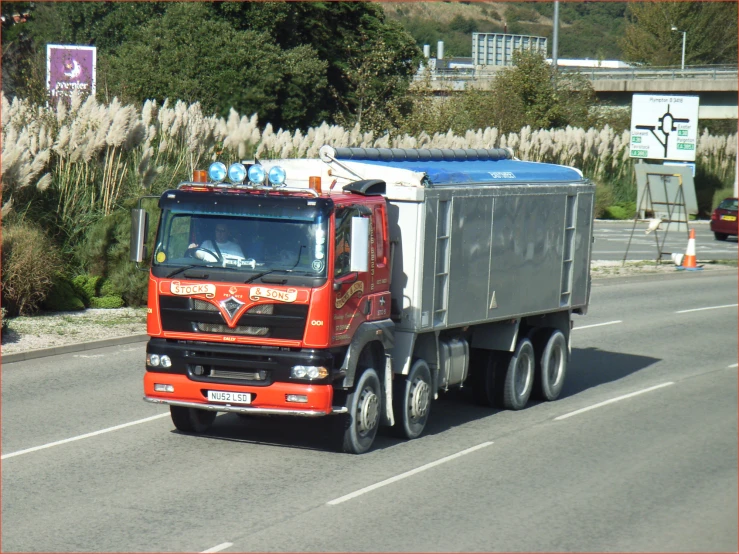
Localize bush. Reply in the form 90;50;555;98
1;307;8;336
76;208;150;307
1;222;62;316
594;181;615;219
72;274;102;306
41;275;86;312
99;278;118;297
90;295;125;309
603;204;633;220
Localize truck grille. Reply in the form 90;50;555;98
196;322;268;336
160;296;307;340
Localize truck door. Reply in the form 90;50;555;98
331;204;371;346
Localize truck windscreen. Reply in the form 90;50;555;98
151;191;332;283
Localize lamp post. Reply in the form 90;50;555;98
671;26;686;71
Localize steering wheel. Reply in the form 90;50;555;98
185;247;221;263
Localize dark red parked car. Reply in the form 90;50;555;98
710;197;738;240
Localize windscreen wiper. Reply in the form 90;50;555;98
245;245;306;284
166;264;214;279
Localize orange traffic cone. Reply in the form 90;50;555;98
677;228;702;271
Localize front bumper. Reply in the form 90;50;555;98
144;373;344;416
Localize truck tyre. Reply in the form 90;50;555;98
500;338;535;410
342;368;382;454
470;349;508;408
392;359;432;439
170;406;216;433
715;232;728;241
536;330;567;401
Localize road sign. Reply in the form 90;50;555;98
629;94;699;162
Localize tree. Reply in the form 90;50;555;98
620;2;738;66
399;51;596;137
103;3;327;130
211;2;421;127
473;51;595;134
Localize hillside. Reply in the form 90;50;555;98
382;2;628;61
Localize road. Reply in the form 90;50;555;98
2;270;737;552
593;221;737;262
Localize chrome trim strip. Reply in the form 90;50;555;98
143;396;347;416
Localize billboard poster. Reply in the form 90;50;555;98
46;44;97;100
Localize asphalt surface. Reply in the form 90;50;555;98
2;270;737;552
594;220;737;261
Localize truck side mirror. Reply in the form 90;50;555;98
130;208;149;263
349;217;369;273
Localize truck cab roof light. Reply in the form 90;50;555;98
208;162;227;183
248;164;267;185
268;166;287;186
193;169;208;183
228;163;247;184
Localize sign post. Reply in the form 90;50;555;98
46;44;97;101
629;94;700;162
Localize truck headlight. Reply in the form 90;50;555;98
147;353;160;367
291;365;328;380
160;355;172;368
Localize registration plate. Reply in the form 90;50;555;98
207;390;252;404
721;215;737;221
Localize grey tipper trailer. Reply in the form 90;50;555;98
317;146;594;411
265;146;594;442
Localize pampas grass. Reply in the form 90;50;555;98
2;94;736;232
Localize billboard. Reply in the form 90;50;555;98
629;94;699;162
46;44;96;100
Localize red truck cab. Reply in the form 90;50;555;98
132;172;392;452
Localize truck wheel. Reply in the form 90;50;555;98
393;359;432;439
500;338;535;410
470;349;507;408
170;406;216;433
715;232;728;241
537;330;567;401
342;368;382;454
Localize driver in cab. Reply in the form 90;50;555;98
190;222;245;260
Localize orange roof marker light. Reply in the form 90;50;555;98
192;169;208;183
309;176;322;194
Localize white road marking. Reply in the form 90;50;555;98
1;413;170;460
573;320;622;330
73;354;105;359
327;442;493;506
555;382;675;421
675;303;738;314
729;363;738;369
201;542;233;553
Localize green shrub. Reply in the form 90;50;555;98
76;208;150;307
72;274;102;305
1;307;8;336
90;295;125;309
594;181;615;219
603;205;631;220
1;222;62;316
41;276;86;312
99;278;118;297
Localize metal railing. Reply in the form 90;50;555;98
418;64;738;83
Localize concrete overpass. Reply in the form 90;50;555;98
421;65;738;119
